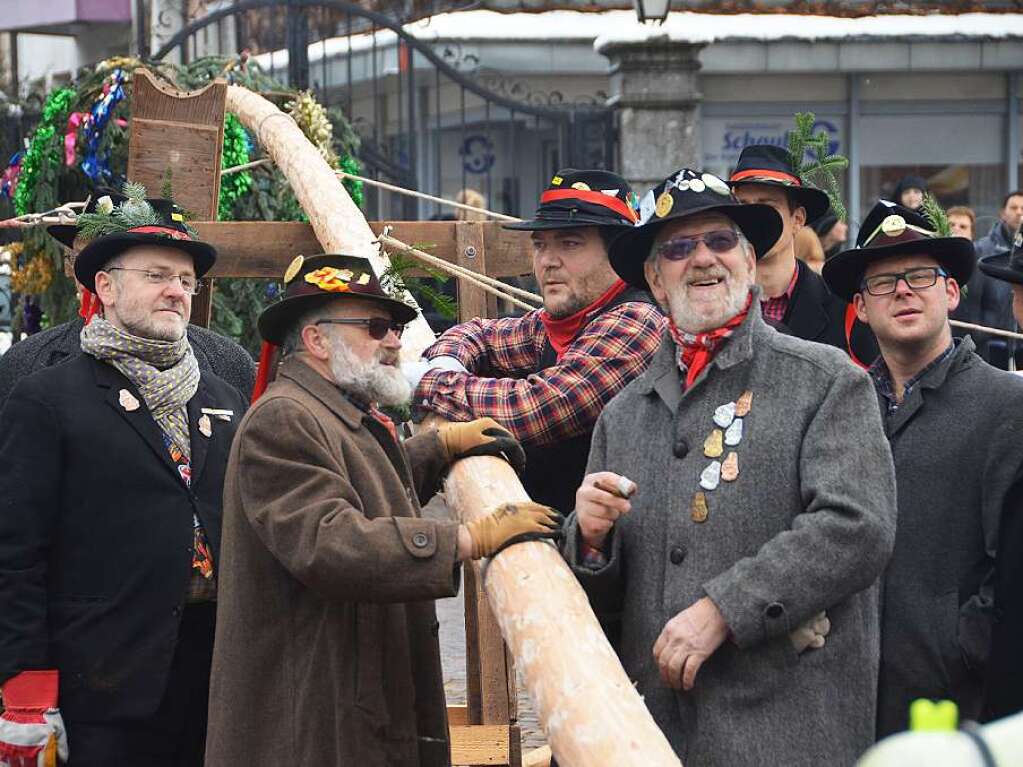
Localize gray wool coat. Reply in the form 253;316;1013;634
563;308;898;767
875;336;1023;736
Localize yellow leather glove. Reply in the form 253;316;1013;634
436;418;527;473
465;501;563;559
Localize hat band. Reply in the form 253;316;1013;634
729;168;803;187
127;225;192;241
540;189;638;223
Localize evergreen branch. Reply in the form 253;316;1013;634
920;192;952;237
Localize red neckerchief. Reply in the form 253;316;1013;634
79;288;101;324
668;293;753;389
368;406;398;442
539;279;629;359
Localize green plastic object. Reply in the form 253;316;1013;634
909;699;959;732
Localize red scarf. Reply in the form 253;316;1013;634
539;279;628;359
78;288;101;324
668;294;752;389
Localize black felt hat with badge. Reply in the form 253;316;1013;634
503;168;638;231
728;145;832;222
608;168;783;291
72;183;217;292
978;227;1023;286
822;200;976;302
258;253;418;345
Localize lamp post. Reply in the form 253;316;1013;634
633;0;671;24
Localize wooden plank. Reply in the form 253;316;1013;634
448;705;470;727
464;562;512;724
131;69;226;126
455;223;489;323
371;221;534;279
195;221;323;278
449;725;511;767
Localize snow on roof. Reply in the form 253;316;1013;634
251;10;1023;69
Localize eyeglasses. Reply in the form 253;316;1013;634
105;267;203;295
655;229;740;261
315;317;406;340
861;267;948;296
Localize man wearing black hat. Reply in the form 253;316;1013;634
206;254;561;766
563;168;896;766
976;228;1023;722
0;187;249;764
729;145;878;367
403;169;664;515
0;189;256;407
822;200;1023;736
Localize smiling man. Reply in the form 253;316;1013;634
562;169;896;766
403;169;664;515
823;200;1023;736
0;192;247;765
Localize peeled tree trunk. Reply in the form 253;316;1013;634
224;84;435;358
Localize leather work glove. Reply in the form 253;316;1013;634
437;418;526;474
465;501;564;559
0;671;69;767
789;611;831;654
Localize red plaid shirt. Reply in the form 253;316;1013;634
415;302;665;447
760;264;799;324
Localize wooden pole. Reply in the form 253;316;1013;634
223;85;436;358
434;445;682;767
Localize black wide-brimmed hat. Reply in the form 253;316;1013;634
608;168;782;291
258;254;418;345
73;190;217;292
47;188;119;250
978;228;1023;286
728;145;831;222
503;168;638;231
822;200;976;302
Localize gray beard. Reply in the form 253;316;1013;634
668;276;752;334
328;342;411;407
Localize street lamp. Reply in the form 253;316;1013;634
633;0;671;24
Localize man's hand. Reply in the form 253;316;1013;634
402;356;468;391
437;418;526;473
653;597;730;691
463;501;563;560
0;671;69;766
790;611;830;653
575;472;634;549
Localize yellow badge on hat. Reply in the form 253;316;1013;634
284;255;305;284
305;267;353;293
656;192;674;218
551;175;563;186
881;215;907;237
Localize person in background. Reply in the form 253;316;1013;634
455;188;488;222
795;226;826;274
948;206;976;240
811;213;849;261
892;175;928;211
971;191;1023;367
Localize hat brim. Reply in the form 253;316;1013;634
46;223;77;250
503;214;633;231
257;291;419;346
608;202;783;291
822;237;976;303
74;233;217;292
978;250;1023;286
730;179;831;222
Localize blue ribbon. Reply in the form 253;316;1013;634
80;69;126;181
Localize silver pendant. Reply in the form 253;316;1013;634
700;460;721;491
724;418;743;447
713;402;736;429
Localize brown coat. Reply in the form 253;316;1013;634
205;358;461;767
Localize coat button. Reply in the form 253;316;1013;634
765;602;784;619
412;532;430;548
673;437;689;459
669;546;685;565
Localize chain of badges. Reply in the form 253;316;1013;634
692;389;753;523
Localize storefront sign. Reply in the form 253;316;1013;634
703;117;844;170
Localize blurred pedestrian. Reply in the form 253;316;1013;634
795;226;826;273
892;175;928;211
948;206;976;240
811;213;849;260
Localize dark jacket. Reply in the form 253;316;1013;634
0;318;256;406
0;354;247;722
778;259;879;367
206;358;459;767
875;337;1023;735
961;222;1017;367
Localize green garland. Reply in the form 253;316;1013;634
218;113;253;221
14;87;76;216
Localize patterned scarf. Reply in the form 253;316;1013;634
668;293;753;389
80;317;200;459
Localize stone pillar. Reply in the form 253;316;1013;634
598;37;705;194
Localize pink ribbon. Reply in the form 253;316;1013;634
65;112;87;167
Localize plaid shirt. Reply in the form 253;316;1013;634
415;302;665;447
760;264;799;324
869;341;956;414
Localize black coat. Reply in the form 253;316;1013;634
778;259;879;367
0;353;246;723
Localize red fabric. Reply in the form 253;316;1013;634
126;225;191;240
368;406;398;442
78;289;101;324
1;671;58;710
668;294;753;388
251;342;278;403
844;304;869;370
538;279;629;360
760;264;799;324
729;168;802;186
539;189;638;222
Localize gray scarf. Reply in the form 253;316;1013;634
81;317;199;459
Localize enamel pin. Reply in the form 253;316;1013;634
118;389;140;412
201;408;234;422
198;414;213;438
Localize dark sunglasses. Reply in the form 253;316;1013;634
655;229;740;261
315;317;406;340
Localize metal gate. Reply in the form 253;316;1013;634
151;0;617;219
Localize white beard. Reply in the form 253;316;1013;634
328;340;411;407
667;268;753;334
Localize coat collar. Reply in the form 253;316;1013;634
882;335;975;436
276;356;365;431
779;259;830;341
638;288;762;413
